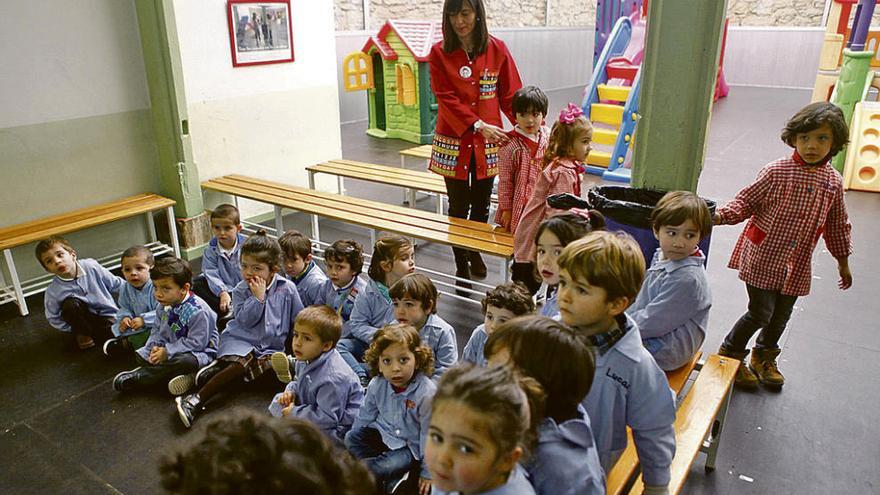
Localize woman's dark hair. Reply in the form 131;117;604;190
485;315;595;423
442;0;489;54
365;323;434;378
535;211;606;247
151;257;193;288
324;239;364;276
781;101;849;157
241;230;283;272
367;234;412;284
512;86;549;116
159;408;377;495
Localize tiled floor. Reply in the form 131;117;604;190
1;85;878;494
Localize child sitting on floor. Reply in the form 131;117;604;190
279;229;328;307
268;305;364;443
628;191;713;371
37;235;123;350
175;231;304;428
389;273;458;380
113;257;218;394
461;282;535;367
193;204;246;321
557;231;675;494
340;234;415;386
103;246;159;357
315;239;367;331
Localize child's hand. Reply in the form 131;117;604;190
281;404;294;417
498;210;511;232
119;317;132;333
278;391;295;407
248;276;267;302
418;477;432;495
130;317;145;330
837;259;853;290
149;346;167;364
219;291;232;312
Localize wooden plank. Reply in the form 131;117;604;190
309;162;447;194
399;144;433;159
666;351;703;394
0;194;176;251
325;158;444;185
628;354;738;495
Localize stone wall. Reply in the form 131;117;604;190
334;0;880;31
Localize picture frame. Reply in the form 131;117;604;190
227;0;294;67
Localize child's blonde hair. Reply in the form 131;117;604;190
543;115;592;166
367;234;413;284
557;230;645;305
364;323;434;377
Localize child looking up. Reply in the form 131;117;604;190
715;101;853;389
557;231;675;493
629;191;713;371
345;324;436;494
268;305;364;442
426;364;543;495
340;234;415;386
193;204;246;320
315;239;367;329
389;273;458;379
113;257;219;393
484;315;604;495
512;103;593;291
461;282;535;367
37;236;123;350
533;211;605;319
175;231;304;428
103;246;159;357
279;229;328;307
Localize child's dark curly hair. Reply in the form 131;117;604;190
364;323;434;378
781;101;849;157
481;282;535;316
324;239;365;276
159;408;377;495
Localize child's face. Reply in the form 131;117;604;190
572;129;593;162
241;255;274;284
291;323;332;362
210;217;242;250
40;244;77;277
515;109;544;135
557;268;624;335
483;305;517;335
795;123;833;165
325;258;356;288
153;277;189;306
654;219;701;261
536;230;563;285
393;297;431;330
121;255;152;288
383;247;415;286
426;399;519;495
378;342;417;388
283;253;308;278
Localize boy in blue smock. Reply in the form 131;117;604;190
103;246;159;357
37;236;123;351
557;231;676;495
279;229;327;307
112;257;218;393
268;305;364;442
193;204;246;322
629;191;713;371
462;282;535;367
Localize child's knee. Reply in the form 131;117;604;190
60;297;86;320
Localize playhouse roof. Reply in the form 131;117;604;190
362;20;443;62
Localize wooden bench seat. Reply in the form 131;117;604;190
0;194;179;316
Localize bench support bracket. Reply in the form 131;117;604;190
3;249;28;316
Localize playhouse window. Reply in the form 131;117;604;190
343;52;373;91
396;64;417;106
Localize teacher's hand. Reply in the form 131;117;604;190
479;123;510;145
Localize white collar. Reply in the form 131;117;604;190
219;237;238;257
515;126;540;142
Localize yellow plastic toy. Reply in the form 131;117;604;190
842;101;880;192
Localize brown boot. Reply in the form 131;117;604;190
750;347;785;388
718;345;759;390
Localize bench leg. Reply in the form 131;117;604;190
4;249;28;316
702;379;734;472
400;155;409;205
436;195;443;215
145;211;157;242
338;176;345;195
501;258;511;283
308;170;316;190
370;229;377;249
311;214;321;244
274;206;284;237
165;206;181;257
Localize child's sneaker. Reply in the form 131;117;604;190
112;368;142;392
175;394;203;428
168;374;195;396
750;347;784;388
271;352;294;383
102;336;130;357
195;360;223;388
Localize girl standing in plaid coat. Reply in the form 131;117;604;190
715;102;853;389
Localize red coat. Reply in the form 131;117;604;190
428;36;522;180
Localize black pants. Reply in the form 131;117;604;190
132;353;199;388
723;284;799;352
60;298;114;344
511;261;541;294
444;162;494;268
192;276;230;330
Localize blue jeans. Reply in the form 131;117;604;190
337;338;370;379
345;426;417;484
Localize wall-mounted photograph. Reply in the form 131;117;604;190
227;0;293;67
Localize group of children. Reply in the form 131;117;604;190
35;97;853;495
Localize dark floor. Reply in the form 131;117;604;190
2;86;879;494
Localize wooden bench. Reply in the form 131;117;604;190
201;175;513;303
0;194;180;316
606;353;738;495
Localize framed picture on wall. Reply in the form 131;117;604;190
227;0;294;67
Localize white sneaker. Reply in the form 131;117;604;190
168;374;195;396
271;352;293;383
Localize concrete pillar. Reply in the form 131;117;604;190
631;0;728;192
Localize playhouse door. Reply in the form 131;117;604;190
372;53;386;131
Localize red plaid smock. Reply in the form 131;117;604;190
428;37;521;180
494;126;550;234
716;152;853;296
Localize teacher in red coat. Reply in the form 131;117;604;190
429;0;522;288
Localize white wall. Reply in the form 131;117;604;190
724;26;824;89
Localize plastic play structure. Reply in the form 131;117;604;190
842;101;880;192
583;0;728;183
